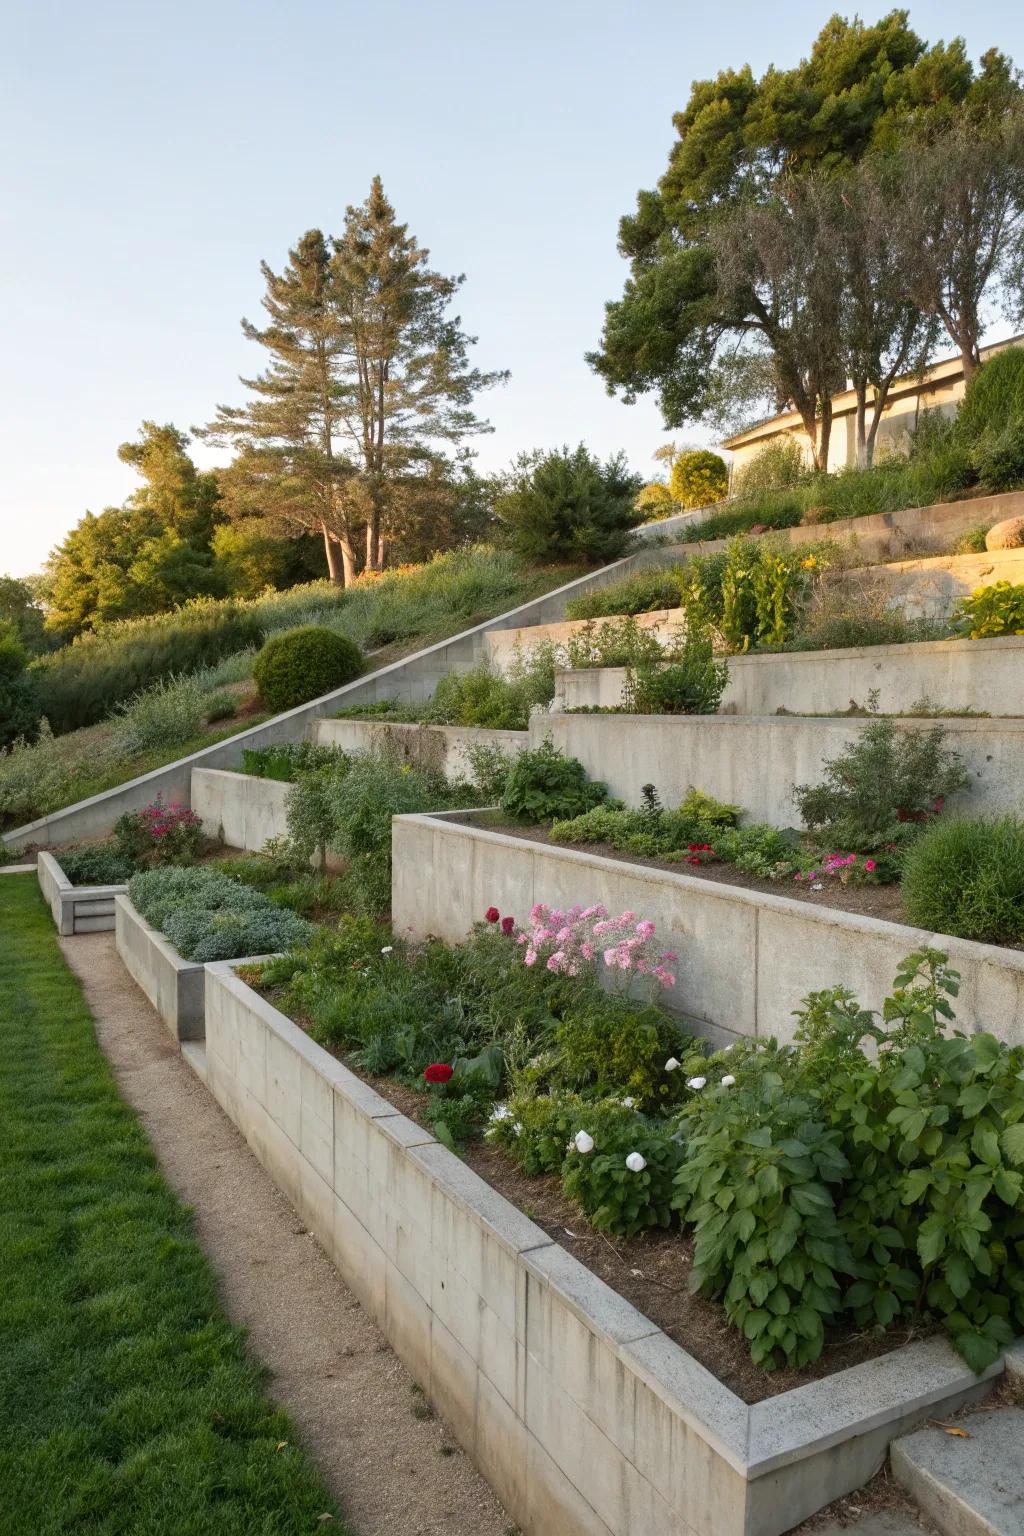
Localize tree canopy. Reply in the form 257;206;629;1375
590;12;1021;445
200;180;506;585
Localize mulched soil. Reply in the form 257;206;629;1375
284;1032;925;1407
467;814;910;923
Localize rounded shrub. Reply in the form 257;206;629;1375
670;450;729;509
901;815;1024;945
253;625;362;712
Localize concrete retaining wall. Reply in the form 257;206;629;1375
114;892;205;1042
392;814;1024;1048
2;551;679;855
666;488;1024;565
202;959;1001;1536
532;713;1024;824
486;609;685;673
553;634;1024;719
36;850;126;935
191;768;292;850
315;718;527;781
838;546;1024;623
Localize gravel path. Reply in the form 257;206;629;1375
61;931;512;1536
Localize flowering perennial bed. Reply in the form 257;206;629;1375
254;898;1024;1383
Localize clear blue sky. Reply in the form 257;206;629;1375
2;0;1021;576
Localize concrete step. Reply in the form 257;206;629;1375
891;1407;1024;1536
180;1040;209;1085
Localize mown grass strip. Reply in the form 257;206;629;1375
0;875;344;1534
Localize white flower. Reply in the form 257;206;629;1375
686;1076;707;1090
811;882;824;892
512;1121;523;1137
380;944;393;954
721;1074;736;1087
574;1130;595;1155
489;1105;512;1123
620;1096;636;1109
625;1152;647;1173
664;1057;681;1072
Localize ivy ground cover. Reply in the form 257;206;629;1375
0;875;342;1534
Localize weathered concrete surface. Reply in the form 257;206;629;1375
315;718;527;782
554;635;1024;720
839;547;1024;624
660;489;1024;567
202;961;1006;1536
392;814;1024;1047
114;892;205;1042
191;767;292;850
486;608;686;672
536;713;1024;824
806;1515;930;1535
36;849;126;935
892;1406;1024;1535
60;931;510;1536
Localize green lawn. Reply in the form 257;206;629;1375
0;875;344;1534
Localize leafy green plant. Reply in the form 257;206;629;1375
565;614;669;671
956;582;1024;638
901;816;1024;945
732;438;806;498
114;796;205;867
128;864;312;961
57;846;137;885
623;621;727;714
562;1108;685;1237
564;568;683;620
253;625;363;712
793;719;968;857
112;672;208;754
499;740;608;822
242;741;345;782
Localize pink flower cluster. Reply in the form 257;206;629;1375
137;796;201;842
795;851;877;883
516;902;677;990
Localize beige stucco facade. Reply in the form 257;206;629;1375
722;334;1023;479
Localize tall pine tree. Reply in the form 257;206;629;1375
202;183;506;583
199;231;360;583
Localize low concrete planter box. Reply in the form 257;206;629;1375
191;767;292;852
201;960;1006;1536
391;814;1024;1048
37;849;126;935
554;634;1024;720
532;712;1024;825
115;892;206;1042
315;718;527;781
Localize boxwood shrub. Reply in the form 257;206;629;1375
253;626;363;713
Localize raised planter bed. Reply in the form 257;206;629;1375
840;545;1024;623
485;608;684;674
533;712;1024;827
36;849;127;936
315;717;527;781
114;892;206;1042
554;633;1024;719
200;958;1006;1536
391;813;1024;1048
190;767;292;852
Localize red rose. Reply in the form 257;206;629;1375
423;1063;453;1084
501;916;514;936
485;907;500;923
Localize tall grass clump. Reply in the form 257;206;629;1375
113;673;209;754
901;815;1024;945
30;600;262;733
